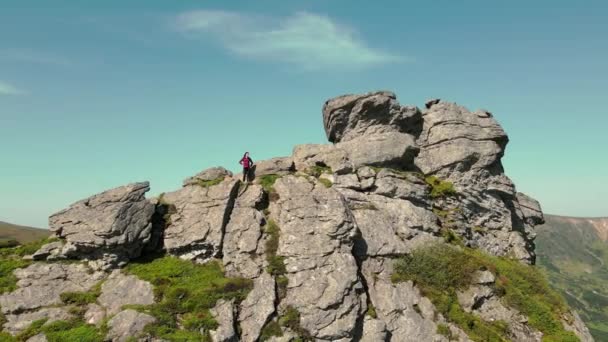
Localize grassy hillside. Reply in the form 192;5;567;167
536;215;608;341
0;221;49;247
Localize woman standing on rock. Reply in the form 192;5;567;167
239;152;254;182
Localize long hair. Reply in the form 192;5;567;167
243;152;249;159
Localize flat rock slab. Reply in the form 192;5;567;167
0;263;105;314
98;271;155;316
3;307;73;335
107;309;156;342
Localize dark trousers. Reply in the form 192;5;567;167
243;168;250;182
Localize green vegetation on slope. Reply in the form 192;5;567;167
392;244;578;342
536;215;608;341
11;318;103;342
424;176;457;198
0;221;49;247
264;220;286;276
124;255;252;341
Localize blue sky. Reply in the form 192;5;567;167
1;1;607;228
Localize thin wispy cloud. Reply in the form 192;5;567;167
0;81;24;96
173;10;403;70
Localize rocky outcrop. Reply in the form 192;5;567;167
5;91;591;341
162;177;239;262
46;182;155;269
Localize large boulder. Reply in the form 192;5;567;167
238;273;276;342
292;144;352;174
253;157;294;177
323;91;422;143
47;182;155;266
415;102;507;176
162;176;239;262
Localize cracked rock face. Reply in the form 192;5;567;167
269;176;364;340
107;309;156;342
47;182;155;265
162;177;239;262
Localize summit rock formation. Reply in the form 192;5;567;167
0;91;593;341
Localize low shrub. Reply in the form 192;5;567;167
425;176;457;198
392;244;579;341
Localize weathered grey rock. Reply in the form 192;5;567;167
98;271;155;315
269;176;363;340
292;144;352;174
222;185;265;278
337;132;419;170
457;285;495;312
84;303;106;327
253;157;294;176
162;178;239;261
472;270;495;285
48;182;155;264
0;263;105;314
107;309;156;342
425;98;440;109
3;307;73;335
209;299;237;342
516;192;545;225
475;296;542;341
183;166;233;187
238;273;276;342
323;91;422;143
360;316;388;342
563;311;594;342
372;169;429;203
31;241;63;261
415;101;507;176
26;333;47;342
362;257;443;341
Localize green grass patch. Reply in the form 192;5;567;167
60;281;103;306
425;176;457;198
279;306;312;341
0;238;57;295
318;178;333;188
260;320;283;341
12;318;103;342
366;303;377;319
306;165;332;178
259;174;281;193
264;220;286;276
436;323;452;339
124;255;252;341
392;244;580;342
196;178;224;188
277;275;289;300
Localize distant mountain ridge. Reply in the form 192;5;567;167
536;215;608;341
